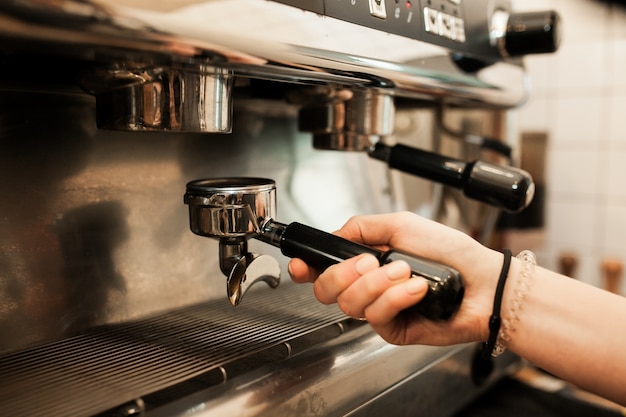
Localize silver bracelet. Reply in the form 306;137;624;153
492;249;536;357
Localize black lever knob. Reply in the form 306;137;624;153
369;143;534;213
504;10;561;57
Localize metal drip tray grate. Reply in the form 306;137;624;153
0;283;349;417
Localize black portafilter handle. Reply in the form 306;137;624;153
368;143;535;213
257;220;464;321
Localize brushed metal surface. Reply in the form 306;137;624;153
0;90;396;354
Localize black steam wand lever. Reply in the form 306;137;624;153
368;142;535;213
256;218;464;321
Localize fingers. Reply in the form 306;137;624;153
364;278;428;326
312;254;377;305
308;253;428;322
335;257;410;316
286;212;497;347
288;258;318;283
334;212;408;248
289;212;448;286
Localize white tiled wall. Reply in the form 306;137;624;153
510;0;626;292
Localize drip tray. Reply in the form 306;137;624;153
0;283;353;417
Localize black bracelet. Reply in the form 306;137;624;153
481;248;512;361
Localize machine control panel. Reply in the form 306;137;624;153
271;0;560;62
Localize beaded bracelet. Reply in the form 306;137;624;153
492;249;536;357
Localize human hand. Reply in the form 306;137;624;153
288;211;505;346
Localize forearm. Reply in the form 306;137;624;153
505;259;626;405
289;211;626;405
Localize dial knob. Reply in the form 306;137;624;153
492;10;561;57
506;11;561;56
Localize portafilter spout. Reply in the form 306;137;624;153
185;178;464;321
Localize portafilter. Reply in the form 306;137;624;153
184;177;464;321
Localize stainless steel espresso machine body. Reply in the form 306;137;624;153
0;1;560;416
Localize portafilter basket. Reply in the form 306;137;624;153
185;178;280;306
185;177;276;237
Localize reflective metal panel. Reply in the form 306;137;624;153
0;0;529;109
0;91;397;353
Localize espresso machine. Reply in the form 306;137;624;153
0;1;560;416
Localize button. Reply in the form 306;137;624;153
369;0;387;19
453;17;465;42
438;12;453;38
423;7;439;33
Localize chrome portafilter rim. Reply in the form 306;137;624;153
184;177;276;238
186;177;276;195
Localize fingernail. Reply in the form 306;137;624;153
386;261;410;281
406;278;427;295
355;255;379;275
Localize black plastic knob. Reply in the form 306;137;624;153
368;143;535;213
505;11;561;57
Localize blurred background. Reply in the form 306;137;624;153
506;0;626;293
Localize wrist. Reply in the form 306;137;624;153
494;250;536;356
